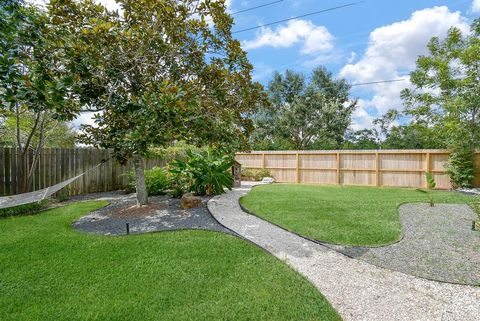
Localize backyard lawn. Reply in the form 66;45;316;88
240;184;476;246
0;201;341;321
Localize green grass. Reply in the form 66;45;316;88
240;184;475;246
0;201;340;321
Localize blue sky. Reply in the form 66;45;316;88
227;0;479;129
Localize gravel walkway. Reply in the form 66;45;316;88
208;183;480;321
72;192;231;235
325;203;480;285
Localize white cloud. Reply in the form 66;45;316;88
340;6;470;129
347;52;357;64
351;99;375;131
69;112;97;131
472;0;480;13
242;19;334;55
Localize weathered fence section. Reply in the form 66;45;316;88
0;148;165;196
236;150;480;189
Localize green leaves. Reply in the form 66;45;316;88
445;148;476;188
168;149;234;196
50;0;265;159
252;67;357;150
403;19;480;151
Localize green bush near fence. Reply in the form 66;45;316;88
0;201;47;218
125;167;170;195
241;168;271;181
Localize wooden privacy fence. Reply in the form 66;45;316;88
0;148;165;196
236;150;480;189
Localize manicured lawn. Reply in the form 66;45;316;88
240;184;475;246
0;201;340;321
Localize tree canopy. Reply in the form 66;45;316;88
0;0;78;191
251;67;357;150
401;18;480;150
48;0;266;204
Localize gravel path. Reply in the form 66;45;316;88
208;183;480;321
72;192;231;235
326;203;480;285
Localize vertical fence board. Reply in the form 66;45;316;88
4;148;11;195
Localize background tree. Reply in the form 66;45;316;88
252;67;357;150
0;0;78;192
401;19;479;187
0;110;76;148
382;122;448;149
401;19;480;150
50;0;265;205
343;129;379;150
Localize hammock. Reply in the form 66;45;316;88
0;160;107;210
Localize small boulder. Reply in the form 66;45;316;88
180;193;202;209
261;177;275;184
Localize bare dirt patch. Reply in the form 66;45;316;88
112;202;167;218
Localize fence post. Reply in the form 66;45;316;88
336;152;341;185
296;153;300;183
376;152;380;187
262;153;266;169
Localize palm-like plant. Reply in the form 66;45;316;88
169;149;234;196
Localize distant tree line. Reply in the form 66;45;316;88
250;19;480;156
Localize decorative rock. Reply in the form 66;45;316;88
261;177;275;184
180;193;202;209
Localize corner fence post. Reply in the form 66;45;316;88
296;153;300;183
336;152;341;185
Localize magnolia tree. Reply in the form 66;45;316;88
49;0;265;205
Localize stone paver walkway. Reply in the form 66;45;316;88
208;183;480;321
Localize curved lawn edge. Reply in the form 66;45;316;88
239;183;475;247
1;200;341;321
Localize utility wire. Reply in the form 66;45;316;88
232;1;363;34
230;0;284;16
350;78;408;87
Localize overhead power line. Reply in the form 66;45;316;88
350;78;408;87
232;1;363;34
230;0;284;16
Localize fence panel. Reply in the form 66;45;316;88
236;150;480;189
0;148;165;196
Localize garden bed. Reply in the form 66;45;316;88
72;192;232;236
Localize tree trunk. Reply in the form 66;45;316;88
134;155;148;206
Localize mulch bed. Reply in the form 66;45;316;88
71;192;233;236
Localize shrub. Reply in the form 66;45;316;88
54;187;70;202
241;168;271;181
445;148;476;188
169;149;234;196
125;167;169;195
0;201;46;218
